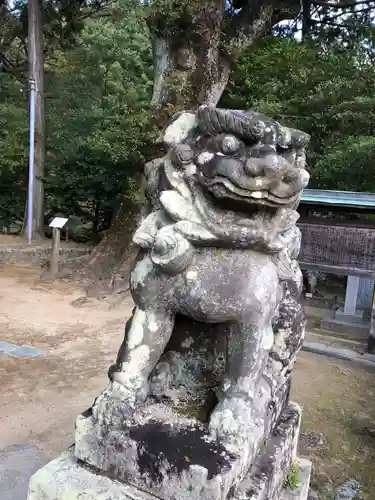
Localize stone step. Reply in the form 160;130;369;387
0;444;49;500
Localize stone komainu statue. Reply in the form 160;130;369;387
75;107;311;500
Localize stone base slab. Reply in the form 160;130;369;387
75;401;301;500
27;451;155;500
27;453;311;500
28;402;309;500
335;308;365;325
321;309;369;340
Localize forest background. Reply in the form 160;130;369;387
0;0;374;280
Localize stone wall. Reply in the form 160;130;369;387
0;246;91;267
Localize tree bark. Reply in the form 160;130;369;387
24;0;45;239
80;193;141;278
150;0;230;109
80;0;301;287
302;0;313;41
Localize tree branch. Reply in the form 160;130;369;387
0;53;28;83
223;0;301;55
318;6;374;22
311;19;356;27
312;0;374;8
73;203;96;222
0;0;116;81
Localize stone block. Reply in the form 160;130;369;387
74;402;302;500
28;404;309;500
233;403;302;500
27;451;156;500
335;308;365;325
320;310;369;341
75;403;242;500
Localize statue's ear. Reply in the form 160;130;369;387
290;129;310;149
164;111;185;129
162;112;199;147
155;112;187;144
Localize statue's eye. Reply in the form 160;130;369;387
220;135;241;155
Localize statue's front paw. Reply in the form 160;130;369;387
91;381;136;427
104;380;138;403
132;230;155;248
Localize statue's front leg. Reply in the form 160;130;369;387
113;306;175;401
93;305;175;423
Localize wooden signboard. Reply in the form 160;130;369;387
298;222;375;277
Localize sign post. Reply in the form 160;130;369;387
49;217;68;277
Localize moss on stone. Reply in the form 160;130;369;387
283;461;300;490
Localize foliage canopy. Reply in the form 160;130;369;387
0;0;375;236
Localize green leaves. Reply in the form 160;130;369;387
0;0;152;235
2;0;375;236
0;74;28;229
42;0;152;233
314;136;375;192
222;35;375;191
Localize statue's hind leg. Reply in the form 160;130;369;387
223;320;273;400
209;312;275;444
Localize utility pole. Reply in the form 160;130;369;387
26;0;45;241
27;78;36;244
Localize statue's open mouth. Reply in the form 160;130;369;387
199;177;300;209
192;181;299;243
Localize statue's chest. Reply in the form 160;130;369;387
173;248;273;322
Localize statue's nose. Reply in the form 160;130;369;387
244;154;301;185
243;157;265;176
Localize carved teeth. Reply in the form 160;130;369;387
198;152;214;164
251;191;266;199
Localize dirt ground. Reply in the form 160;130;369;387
0;264;132;456
0;265;375;499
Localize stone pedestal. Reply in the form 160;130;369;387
334;307;365;325
321;276;374;339
74;402;300;500
334;276;374;325
28;402;311;500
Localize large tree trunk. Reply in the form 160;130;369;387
24;0;45;240
79;0;301;290
150;1;231;109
